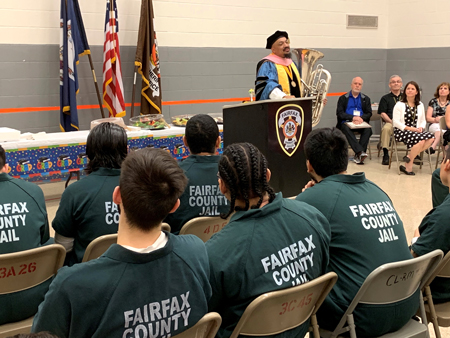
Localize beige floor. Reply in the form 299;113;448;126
39;149;449;337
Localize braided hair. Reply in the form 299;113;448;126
218;143;276;219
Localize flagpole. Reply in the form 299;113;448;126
88;54;105;118
131;66;138;117
109;0;116;118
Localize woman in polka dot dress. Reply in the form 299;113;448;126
393;81;434;175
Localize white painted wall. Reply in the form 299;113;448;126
154;0;389;48
0;0;389;48
2;0;448;49
387;0;450;48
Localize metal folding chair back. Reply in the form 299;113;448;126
82;233;118;262
179;215;231;242
378;118;386;157
161;222;171;232
320;250;443;338
369;113;381;158
171;312;221;338
419;250;450;338
0;244;66;337
230;272;338;338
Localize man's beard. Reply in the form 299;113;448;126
283;52;291;59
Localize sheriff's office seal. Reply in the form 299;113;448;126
275;104;304;157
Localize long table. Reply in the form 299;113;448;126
1;126;224;183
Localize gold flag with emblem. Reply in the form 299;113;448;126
135;0;162;115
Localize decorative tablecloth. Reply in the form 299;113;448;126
1;126;224;183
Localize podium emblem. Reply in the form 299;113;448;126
276;104;304;157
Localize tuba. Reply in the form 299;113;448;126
291;48;332;127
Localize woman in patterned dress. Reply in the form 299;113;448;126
393;81;434;175
425;82;450;154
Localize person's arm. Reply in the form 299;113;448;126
31;270;71;337
392;103;407;131
52;189;77;250
446;105;450;129
361;96;372;123
256;62;283;101
411;206;449;258
426;106;436;124
378;97;392;123
54;233;74;252
269;87;287;99
34;187;50;245
336;95;354;123
380;113;392;124
418;103;427;130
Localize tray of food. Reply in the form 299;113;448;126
129;114;167;130
171;115;194;127
208;113;223;124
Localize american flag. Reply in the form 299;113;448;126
103;0;125;117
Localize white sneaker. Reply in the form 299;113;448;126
353;154;361;164
360;152;368;163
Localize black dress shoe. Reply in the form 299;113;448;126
425;147;436;155
382;154;389;165
400;165;415;175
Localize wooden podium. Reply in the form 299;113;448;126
223;98;313;197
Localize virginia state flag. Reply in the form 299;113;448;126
59;0;90;132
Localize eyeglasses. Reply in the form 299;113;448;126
390;80;402;84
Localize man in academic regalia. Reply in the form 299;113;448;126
255;30;301;101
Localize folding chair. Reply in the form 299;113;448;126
351;128;373;160
418;250;450;338
369;113;381;158
161;222;171;232
171;312;221;338
389;136;433;175
434;118;447;169
229;272;338;338
82;233;118;262
179;215;232;242
319;250;443;338
0;244;66;338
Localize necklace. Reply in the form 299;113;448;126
438;99;448;106
407;103;416;120
283;65;297;87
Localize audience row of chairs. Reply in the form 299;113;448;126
2;216;450;338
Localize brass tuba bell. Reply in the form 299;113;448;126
291;48;332;127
